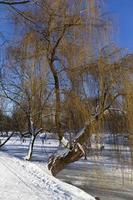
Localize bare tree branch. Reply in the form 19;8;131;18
0;1;30;5
0;132;15;148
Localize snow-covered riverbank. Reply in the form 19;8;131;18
0;151;95;200
1;136;133;200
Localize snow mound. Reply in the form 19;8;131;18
0;152;95;200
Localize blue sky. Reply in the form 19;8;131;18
107;0;133;53
0;1;133;53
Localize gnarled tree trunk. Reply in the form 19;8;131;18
48;144;83;176
48;107;109;176
48;120;93;176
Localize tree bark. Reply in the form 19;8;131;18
24;128;42;160
49;61;63;142
24;134;36;161
48;145;83;176
48;113;103;176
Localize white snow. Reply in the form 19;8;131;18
1;134;133;200
0;144;95;200
61;136;70;148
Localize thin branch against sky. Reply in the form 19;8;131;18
0;1;30;5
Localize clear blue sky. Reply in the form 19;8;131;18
107;0;133;53
0;1;133;53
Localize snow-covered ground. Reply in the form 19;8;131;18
0;136;95;200
0;135;133;200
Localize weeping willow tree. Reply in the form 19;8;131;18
0;0;133;175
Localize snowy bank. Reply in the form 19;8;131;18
0;151;95;200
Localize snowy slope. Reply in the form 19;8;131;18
0;151;95;200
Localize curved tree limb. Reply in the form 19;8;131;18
0;132;15;148
0;1;30;5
